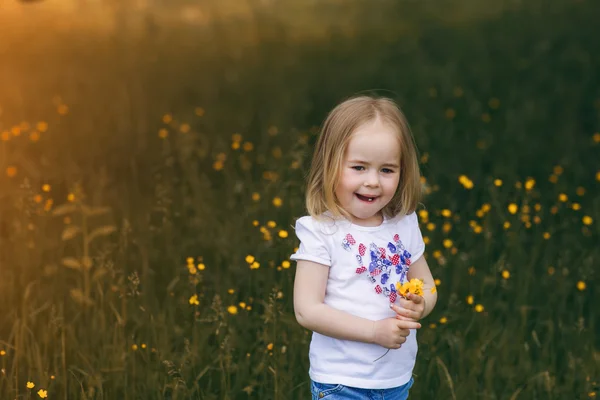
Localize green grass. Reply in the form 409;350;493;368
0;0;598;398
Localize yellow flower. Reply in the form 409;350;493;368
37;121;48;132
197;263;206;271
475;304;484;312
245;255;255;264
213;160;224;171
507;204;518;214
494;179;503;187
524;178;535;190
503;221;511;229
0;350;6;356
582;216;593;225
272;197;283;207
282;261;291;269
67;193;75;202
251;192;260;202
441;209;452;217
162;114;172;124
577;281;586;291
37;389;48;398
189;294;200;305
228;288;235;294
250;261;260;269
418;209;429;220
395;279;424;297
466;295;474;305
242;142;254;152
158;128;168;138
430;286;437;294
179;123;190;133
468;266;476;275
571;203;581;211
6;166;17;178
502;270;510;279
426;222;436;231
558;193;568;202
553;165;563;175
266;343;274;351
195;107;205;117
439;317;447;324
27;382;35;389
543;232;551;240
267;220;277;228
131;344;138;351
442;239;453;249
227;305;238;315
434;279;441;286
458;175;473;189
576;186;586;196
186;257;194;264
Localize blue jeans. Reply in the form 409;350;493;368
310;377;414;400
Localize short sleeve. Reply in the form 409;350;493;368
289;216;331;266
409;212;425;262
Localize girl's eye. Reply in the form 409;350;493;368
381;168;395;174
351;166;365;171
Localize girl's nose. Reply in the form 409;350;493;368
364;172;380;187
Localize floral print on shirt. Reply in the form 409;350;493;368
342;233;412;303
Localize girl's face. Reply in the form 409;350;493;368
335;118;401;227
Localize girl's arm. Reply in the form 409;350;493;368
293;259;421;343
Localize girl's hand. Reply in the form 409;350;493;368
390;293;426;321
372;317;422;349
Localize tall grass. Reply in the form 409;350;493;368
0;0;598;398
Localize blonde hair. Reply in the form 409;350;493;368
305;95;422;220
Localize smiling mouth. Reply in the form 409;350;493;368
356;194;378;202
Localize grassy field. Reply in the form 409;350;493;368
0;0;598;399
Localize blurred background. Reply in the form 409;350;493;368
0;0;598;398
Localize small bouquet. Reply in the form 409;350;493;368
395;278;424;298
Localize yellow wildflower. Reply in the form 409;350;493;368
282;261;291;269
38;389;48;398
272;197;283;207
577;281;586;291
227;305;238;315
6;166;17;178
582;216;593;225
494;179;503;187
475;304;484;312
267;343;274;351
245;255;255;264
27;382;35;389
466;295;474;305
558;193;568;202
439;317;448;324
524;178;535;190
458;175;473;189
507;204;518;214
189;294;200;306
502;270;510;279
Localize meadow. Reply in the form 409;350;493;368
0;0;598;398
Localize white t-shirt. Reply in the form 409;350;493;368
290;211;425;389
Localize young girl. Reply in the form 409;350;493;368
291;96;437;399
